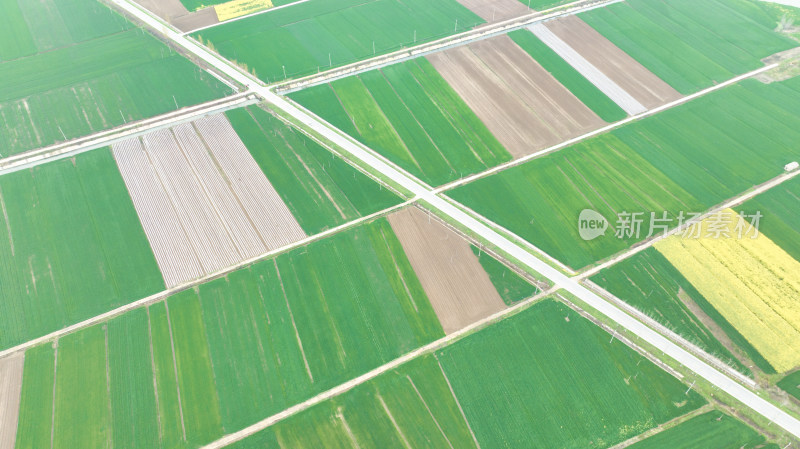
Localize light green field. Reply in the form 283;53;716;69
227;106;402;234
14;218;445;446
626;412;777;449
14;345;55;449
193;0;484;82
437;299;705;448
223;298;707;448
580;0;797;94
0;0;231;156
0;149;164;351
291;59;511;186
450;78;800;269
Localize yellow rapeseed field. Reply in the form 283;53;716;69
215;0;273;22
655;209;800;373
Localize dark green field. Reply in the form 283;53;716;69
736;176;800;263
626;412;776;449
227;299;707;448
450;78;800;269
193;0;484;82
778;370;800;403
590;248;769;375
581;0;797;94
15;218;445;447
0;0;231;156
0;149;164;351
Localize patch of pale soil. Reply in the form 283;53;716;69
427;35;603;159
454;0;531;23
470;36;603;136
134;0;219;32
387;207;506;334
0;353;24;449
676;288;757;371
546;16;681;109
757;47;800;83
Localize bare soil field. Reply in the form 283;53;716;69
455;0;531;23
427;35;604;158
388;207;506;334
0;353;24;449
112;113;305;287
135;0;219;32
546;16;681;109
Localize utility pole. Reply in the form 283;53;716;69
373;41;375;55
329;53;332;67
413;30;416;43
455;19;458;32
173;95;178;109
685;380;696;395
282;65;286;79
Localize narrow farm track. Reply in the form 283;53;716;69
100;1;800;441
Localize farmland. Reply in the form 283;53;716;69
736;176;800;263
0;149;164;351
449;78;800;269
14;218;446;446
227;105;402;234
229;299;706;448
655;209;800;373
471;245;538;305
626;411;777;449
437;299;705;448
589;248;753;375
226;355;480;448
387;207;507;334
0;0;231;156
192;0;484;82
508;29;628;123
291;59;510;186
778;370;800;402
580;0;797;94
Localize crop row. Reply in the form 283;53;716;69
291;59;511;186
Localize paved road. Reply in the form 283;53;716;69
111;0;800;441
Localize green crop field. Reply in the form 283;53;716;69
227;355;479;448
580;0;797;94
778;370;800;402
626;411;776;449
736;176;800;263
450;78;800;270
14;345;55;449
0;149;164;351
228;299;705;448
471;245;538;305
193;0;484;82
227;105;401;234
508;29;628;123
0;0;231;156
290;59;511;186
14;218;444;446
437;299;705;448
590;248;765;375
